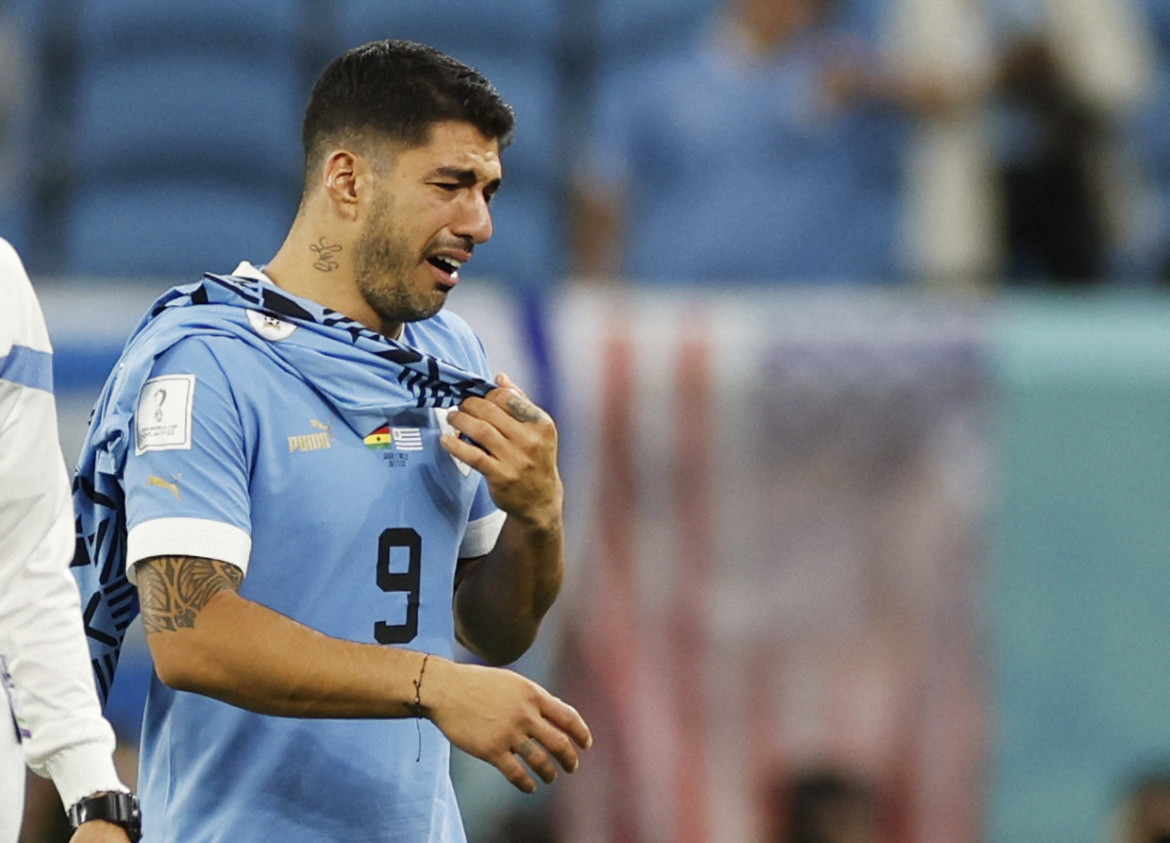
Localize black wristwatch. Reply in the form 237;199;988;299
67;790;142;841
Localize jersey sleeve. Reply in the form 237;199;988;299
460;482;506;559
123;336;253;580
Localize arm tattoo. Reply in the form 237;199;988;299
309;237;342;272
137;556;243;635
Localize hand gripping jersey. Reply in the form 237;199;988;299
73;264;505;842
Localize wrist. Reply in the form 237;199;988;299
508;501;563;535
415;654;458;723
407;651;431;718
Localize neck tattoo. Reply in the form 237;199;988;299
310;237;342;272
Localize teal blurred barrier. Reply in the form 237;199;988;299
988;293;1170;843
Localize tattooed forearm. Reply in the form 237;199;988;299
309;237;341;271
137;556;243;635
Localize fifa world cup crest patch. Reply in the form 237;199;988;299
135;374;195;454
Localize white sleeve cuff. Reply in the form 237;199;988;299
42;741;128;813
459;509;506;559
126;517;252;583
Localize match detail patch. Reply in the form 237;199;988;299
136;374;195;454
363;425;424;452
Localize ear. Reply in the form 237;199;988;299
321;149;368;221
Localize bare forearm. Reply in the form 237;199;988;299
138;556;426;718
137;557;592;795
454;514;564;665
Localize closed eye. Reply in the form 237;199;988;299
430;181;498;206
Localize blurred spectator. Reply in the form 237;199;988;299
761;766;885;843
986;0;1156;286
886;0;1000;290
994;34;1108;283
569;0;977;287
1105;767;1170;843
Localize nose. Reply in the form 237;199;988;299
453;191;494;244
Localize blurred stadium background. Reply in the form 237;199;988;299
6;0;1170;841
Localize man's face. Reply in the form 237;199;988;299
353;121;502;329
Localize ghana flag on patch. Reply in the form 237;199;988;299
364;425;393;450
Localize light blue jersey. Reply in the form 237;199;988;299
75;265;503;842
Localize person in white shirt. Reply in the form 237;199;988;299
0;236;139;842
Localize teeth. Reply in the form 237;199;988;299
432;256;463;272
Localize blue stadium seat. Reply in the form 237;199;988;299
0;1;37;253
2;0;74;265
334;0;559;57
57;0;310;277
3;0;54;44
595;0;718;62
63;181;292;279
1143;0;1170;53
76;0;305;59
71;53;304;190
1132;75;1170;180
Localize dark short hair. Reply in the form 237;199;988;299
301;39;515;178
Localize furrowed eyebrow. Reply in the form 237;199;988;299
432;166;477;184
432;166;502;195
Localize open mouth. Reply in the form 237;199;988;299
427;255;463;281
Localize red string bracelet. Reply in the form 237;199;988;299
411;653;430;762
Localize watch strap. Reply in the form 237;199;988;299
67;791;142;841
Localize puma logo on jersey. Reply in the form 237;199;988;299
147;474;182;499
288;420;333;453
